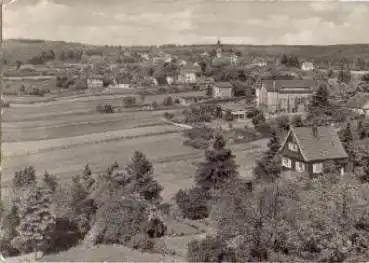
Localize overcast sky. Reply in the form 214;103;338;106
3;0;369;46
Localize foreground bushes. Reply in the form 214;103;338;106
175;188;211;220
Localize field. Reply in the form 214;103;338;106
2;90;267;261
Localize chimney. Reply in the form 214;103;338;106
312;125;318;137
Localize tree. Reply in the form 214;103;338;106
81;164;95;191
12;182;56;259
292;115;303;127
340;122;353;157
162;96;174;106
195;135;239;191
126;151;163;203
94;195;150;246
357;120;367;139
15;60;23;70
337;70;352;84
42;171;58;194
175;187;211;220
254;130;281;181
70;175;91;237
0;204;21;257
187;235;237;262
13;166;36;189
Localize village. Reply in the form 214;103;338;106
1;36;369;262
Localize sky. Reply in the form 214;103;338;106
2;0;369;46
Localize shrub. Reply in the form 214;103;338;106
187;235;237;262
13;166;36;189
163;96;174;106
175;187;211;220
95;196;149;245
163;112;174;120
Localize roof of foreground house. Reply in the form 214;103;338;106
281;126;349;162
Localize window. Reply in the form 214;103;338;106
296;161;305;172
288;142;298;152
313;163;323;174
282;157;292;168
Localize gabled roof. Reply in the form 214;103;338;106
345;93;369;109
214;82;233;89
260;79;313;93
281;126;348;162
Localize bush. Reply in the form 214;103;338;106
183;138;210;149
163;96;174;106
95;196;149;245
175;187;211;220
163;112;174;120
187;235;237;262
13;166;36;189
97;104;114;114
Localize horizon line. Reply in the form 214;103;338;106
4;38;369;48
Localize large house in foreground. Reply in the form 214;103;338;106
255;79;313;114
279;126;349;177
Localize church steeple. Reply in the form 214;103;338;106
216;39;222;58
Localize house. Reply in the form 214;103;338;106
255;79;313;113
280;126;349;177
301;62;314;71
166;76;175;85
220;101;252;121
175;95;210;106
345;93;369;117
87;78;103;89
177;65;200;84
212;82;234;98
252;57;267;67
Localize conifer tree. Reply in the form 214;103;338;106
12;182;56;259
254;130;281;181
341;122;353;157
42;171;58;194
126;151;163;203
357;120;366;139
195;135;239;191
81;164;95;191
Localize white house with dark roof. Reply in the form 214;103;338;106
279;126;349;177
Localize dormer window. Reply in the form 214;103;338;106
288;142;298;152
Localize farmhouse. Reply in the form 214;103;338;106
255;79;313;113
345;93;369;117
212;82;233;98
301;62;314;71
280;126;349;177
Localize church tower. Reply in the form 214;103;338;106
216;39;222;58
